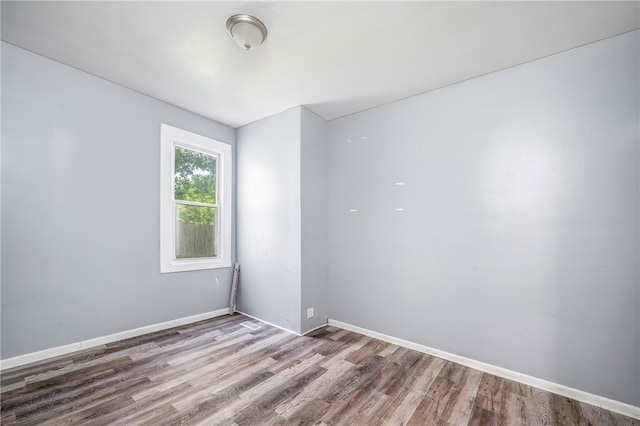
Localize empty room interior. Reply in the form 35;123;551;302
1;1;639;425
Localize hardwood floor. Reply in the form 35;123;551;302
1;314;637;425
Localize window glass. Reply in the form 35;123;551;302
160;124;232;273
174;146;217;204
175;205;217;258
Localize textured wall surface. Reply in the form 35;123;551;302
327;31;639;405
236;107;302;333
1;42;236;358
301;108;329;332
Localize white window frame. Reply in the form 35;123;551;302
160;124;232;272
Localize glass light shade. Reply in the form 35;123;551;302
231;23;264;50
226;15;267;51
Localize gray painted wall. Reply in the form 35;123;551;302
236;107;302;333
300;107;329;332
327;31;639;405
236;106;329;334
1;43;236;359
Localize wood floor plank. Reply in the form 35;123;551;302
499;391;528;426
469;405;498;426
8;359;143;423
37;379;149;426
0;410;17;425
407;394;445;426
166;369;276;426
327;328;349;341
525;386;556;425
267;337;329;374
552;394;584;425
1;313;638;426
275;358;352;419
371;347;422;395
580;402;616;425
373;385;423;425
169;356;277;411
336;389;389;426
280;397;329;426
318;334;372;368
412;375;464;424
407;355;447;396
233;364;327;425
476;372;507;413
241;353;325;403
344;338;390;364
611;411;640;425
1;367;117;413
262;333;314;362
317;356;387;423
440;367;483;425
23;348;151;385
95;382;191;426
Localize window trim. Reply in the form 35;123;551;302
160;124;232;273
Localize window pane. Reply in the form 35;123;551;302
174;146;217;204
175;205;217;259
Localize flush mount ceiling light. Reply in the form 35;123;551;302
226;14;267;51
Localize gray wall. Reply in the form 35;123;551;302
236;106;329;334
1;42;236;359
300;107;328;332
236;107;302;333
327;30;640;406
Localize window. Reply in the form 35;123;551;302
160;124;232;272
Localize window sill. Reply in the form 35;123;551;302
160;258;232;273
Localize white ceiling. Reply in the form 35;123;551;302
2;1;639;128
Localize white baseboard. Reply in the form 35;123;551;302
236;310;302;336
328;319;640;420
3;312;636;419
0;308;230;371
235;311;329;337
302;322;329;336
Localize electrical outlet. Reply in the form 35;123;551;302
306;308;314;319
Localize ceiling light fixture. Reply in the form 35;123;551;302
226;14;267;51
